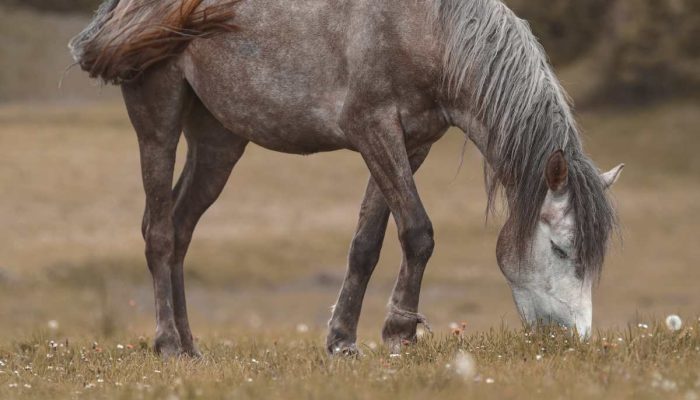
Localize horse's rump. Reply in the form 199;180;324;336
69;0;239;83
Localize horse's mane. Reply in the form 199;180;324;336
432;0;617;279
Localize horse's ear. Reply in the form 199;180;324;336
545;150;568;193
601;164;625;190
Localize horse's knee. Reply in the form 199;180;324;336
348;234;383;274
400;220;434;265
144;223;175;265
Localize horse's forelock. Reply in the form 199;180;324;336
433;0;617;279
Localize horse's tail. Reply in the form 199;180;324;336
69;0;239;84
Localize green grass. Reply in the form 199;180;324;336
0;322;698;399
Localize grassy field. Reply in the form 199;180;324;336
0;323;699;399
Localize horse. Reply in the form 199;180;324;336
69;0;623;357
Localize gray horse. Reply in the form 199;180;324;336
70;0;623;357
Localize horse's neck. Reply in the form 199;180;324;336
445;102;501;168
444;90;575;183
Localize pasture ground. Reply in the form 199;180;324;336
0;323;699;400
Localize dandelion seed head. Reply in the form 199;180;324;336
47;320;59;330
453;351;476;380
666;315;683;331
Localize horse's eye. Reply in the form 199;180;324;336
550;240;568;260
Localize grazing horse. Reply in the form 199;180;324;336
70;0;623;357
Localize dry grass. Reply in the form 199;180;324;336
0;322;699;400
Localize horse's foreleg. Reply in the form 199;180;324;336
326;145;431;355
342;109;435;354
169;101;248;356
122;65;189;358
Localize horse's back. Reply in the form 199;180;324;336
181;0;443;154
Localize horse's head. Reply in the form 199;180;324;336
496;151;624;336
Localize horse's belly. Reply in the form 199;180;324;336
196;92;351;154
183;45;351;154
227;119;351;154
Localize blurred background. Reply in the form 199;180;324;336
0;0;698;344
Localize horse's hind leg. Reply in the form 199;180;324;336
122;65;189;358
169;99;248;356
326;145;431;355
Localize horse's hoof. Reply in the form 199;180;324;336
154;333;183;359
328;343;362;358
183;346;203;359
382;317;418;354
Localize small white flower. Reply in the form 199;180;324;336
661;379;678;392
23;384;31;388
116;344;124;350
485;378;495;384
666;315;683;331
535;354;543;361
453;351;476;380
296;323;309;333
638;323;649;329
47;320;59;330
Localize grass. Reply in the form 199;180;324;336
0;322;699;399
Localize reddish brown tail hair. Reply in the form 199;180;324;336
69;0;239;84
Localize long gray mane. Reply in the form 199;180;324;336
432;0;617;279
